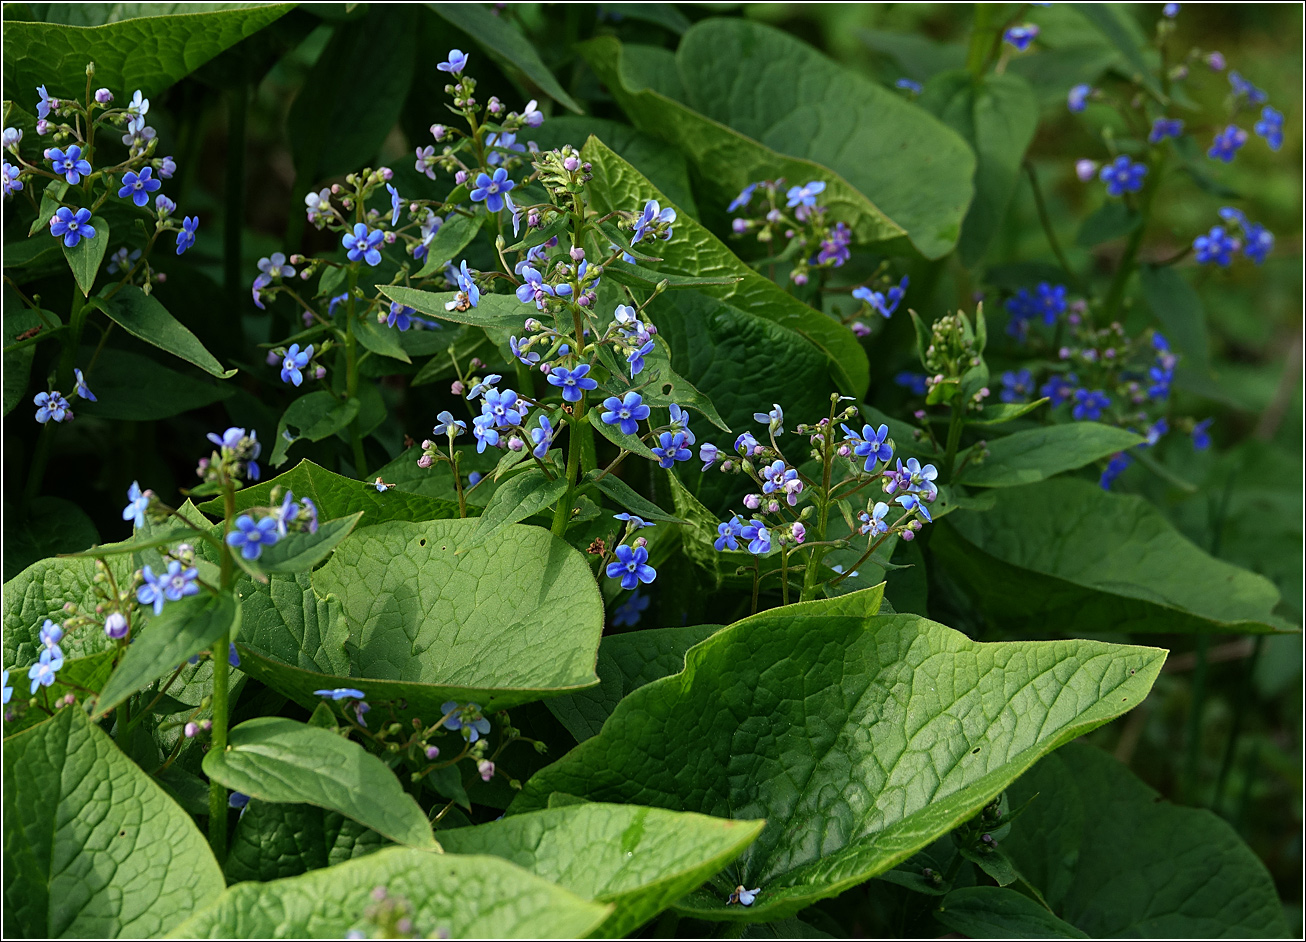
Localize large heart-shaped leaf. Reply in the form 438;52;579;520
932;478;1293;634
511;592;1165;920
202;717;438;850
3;4;294;100
440;802;764;938
582;136;869;402
999;742;1290;937
225;801;388;883
958;423;1143;488
234;518;603;716
3;708;223;938
3;553;133;667
170;847;611;938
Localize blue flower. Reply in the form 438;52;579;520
36;84;54;119
814;221;852;267
273;490;299;537
482;388;523;427
2;669;11;705
33;390;72;423
515;266;556;309
547;364;596;402
1191;418;1213;450
530;415;555;458
442;701;491;742
229;643;241;668
739;519;772;555
903;458;938;501
28;648;63;694
727;182;759;212
852;276;909;318
1099;452;1132;490
1243;223;1273;265
433;411;466;438
1208;125;1248;163
485;131;526;167
175;216;199;255
127;89;149;116
1193;225;1240;266
614;512;654;530
627;339;655;377
2;161;23;198
1254;106;1283;151
468;374;501;399
1228;70;1268;105
859;502;890;537
39;619;64;651
632;199;676;242
1000;369;1033;403
896;492;933;522
894;372;928;396
456;260;481;307
122;481;151;528
1003;24;1039;50
1071;388;1111;421
753;403;785;435
895;78;924;94
49;207;96;247
386;302;414;331
1163;3;1180;16
315;687;365;700
611;590;650;628
1143;417;1169;447
714;517;743;551
1148;117;1184;144
49;145;92;185
386;183;402;226
652;431;692;469
1040;372;1078;407
784;181;825;209
606;543;657;589
225;514;281;560
117;166;162;206
841;423;892;471
699;442;719;471
343;223;383;266
136;561;198;615
470;167;515;214
1099;155;1147;196
155;193;175;216
1067;84;1092;113
229;792;251;811
281;343;312;386
601;392;650;435
73;368;95;401
438;49;468;74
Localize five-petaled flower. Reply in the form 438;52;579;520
652;431;692;469
1208;125;1248;163
49;145;92;185
1003;24;1039;50
632;199;676;243
547;364;597;402
28;648;63;694
343;223;384;266
176;216;199;254
117;166;162;206
136;560;200;615
785;180;825;209
281;343;313;386
442;701;491;742
122;481;152;528
1099;155;1147;196
226;514;282;560
1071;388;1111;422
50;207;96;247
601;392;650;435
34;390;72;423
438;49;469;74
607;543;657;589
470;167;516;214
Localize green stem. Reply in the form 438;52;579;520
207;481;237;860
941;401;966;482
115;695;132;747
1102;153;1166;321
343;266;367;477
1024;161;1087;295
550;403;585;537
1212;636;1264;815
965;4;1002;79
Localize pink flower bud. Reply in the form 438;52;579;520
508;436;524;452
569;245;585;261
470;358;484;368
425;745;440;760
743;494;761;510
94;88;113;103
477;759;495;781
184;722;199;738
451;380;465;395
266;350;281;366
563;156;580;172
454;170;467;185
792;522;806;543
634;536;648;548
767;500;781;514
838;444;851;457
379;167;393;181
417;454;433;469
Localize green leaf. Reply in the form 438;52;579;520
933;478;1294;634
546;623;720;742
3;234;64;278
61;214;108;296
1001;742;1290;937
1075;200;1140;247
582;136;869;400
587;408;657;460
270;392;360;468
513;594;1165;921
468;468;568;546
196;459;461;527
93;591;240;719
3;708;223;938
426;3;582;113
3;495;98;581
663;471;730;585
287;6;418;181
236;518;602;716
28;179;69;237
74;347;234;421
413;212;483;277
171;846;611;938
351;314;411;364
248;511;363;575
936;887;1088;939
225;801;388;883
440;803;764;938
4;553;133;667
2;303;39;417
202;717;437;850
2;4;294;100
1140;264;1209;374
585;470;684;524
66;525;195;558
967;398;1049;426
96;285;234;378
379;285;529;330
959;423;1143;488
602;261;742;290
918;72;1038;266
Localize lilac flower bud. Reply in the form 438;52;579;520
477;759;495;782
156;272;168;284
158;154;176;178
563;156;581;172
201;719;213;731
508;436;524;452
732;218;748;234
454;170;467;185
634;536;648;548
792;271;809;286
901;528;915;541
36;119;50;135
431;124;447;141
266;349;281;366
838;444;851;457
1075;159;1098;182
425;745;440;760
451;380;465;395
104;612;128;640
470;358;484;369
184;722;199;738
384;231;397;244
417;454;433;469
792;522;806;543
578;293;592;307
744;493;761;510
1206;51;1226;71
528;211;540;227
314;366;326;380
488;96;503;114
767;501;781;514
569;245;585;261
379;167;393;181
95;88;113;103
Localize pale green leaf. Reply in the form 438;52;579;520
959;423;1143;488
61;214;108;296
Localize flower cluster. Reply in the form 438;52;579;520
1195;207;1274;266
726;178;855;286
196;426;263;486
33;368;95;425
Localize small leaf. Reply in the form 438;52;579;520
93;592;240;719
4;708;224;938
468;469;568;546
97;285;234;378
585;470;684;523
172;846;611;938
202;717;438;850
959;423;1143;488
937;887;1087;939
225;802;386;883
271;392;360;468
352;314;411;364
248;511;363;575
379;285;529;330
61;214;109;296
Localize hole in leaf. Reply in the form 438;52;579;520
971;747;980;755
419;539;427;547
661;383;673;396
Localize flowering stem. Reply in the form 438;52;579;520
1023;161;1087;295
343;265;368;477
207;479;236;861
965;4;1003;79
942;401;966;482
1103;153;1166;321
